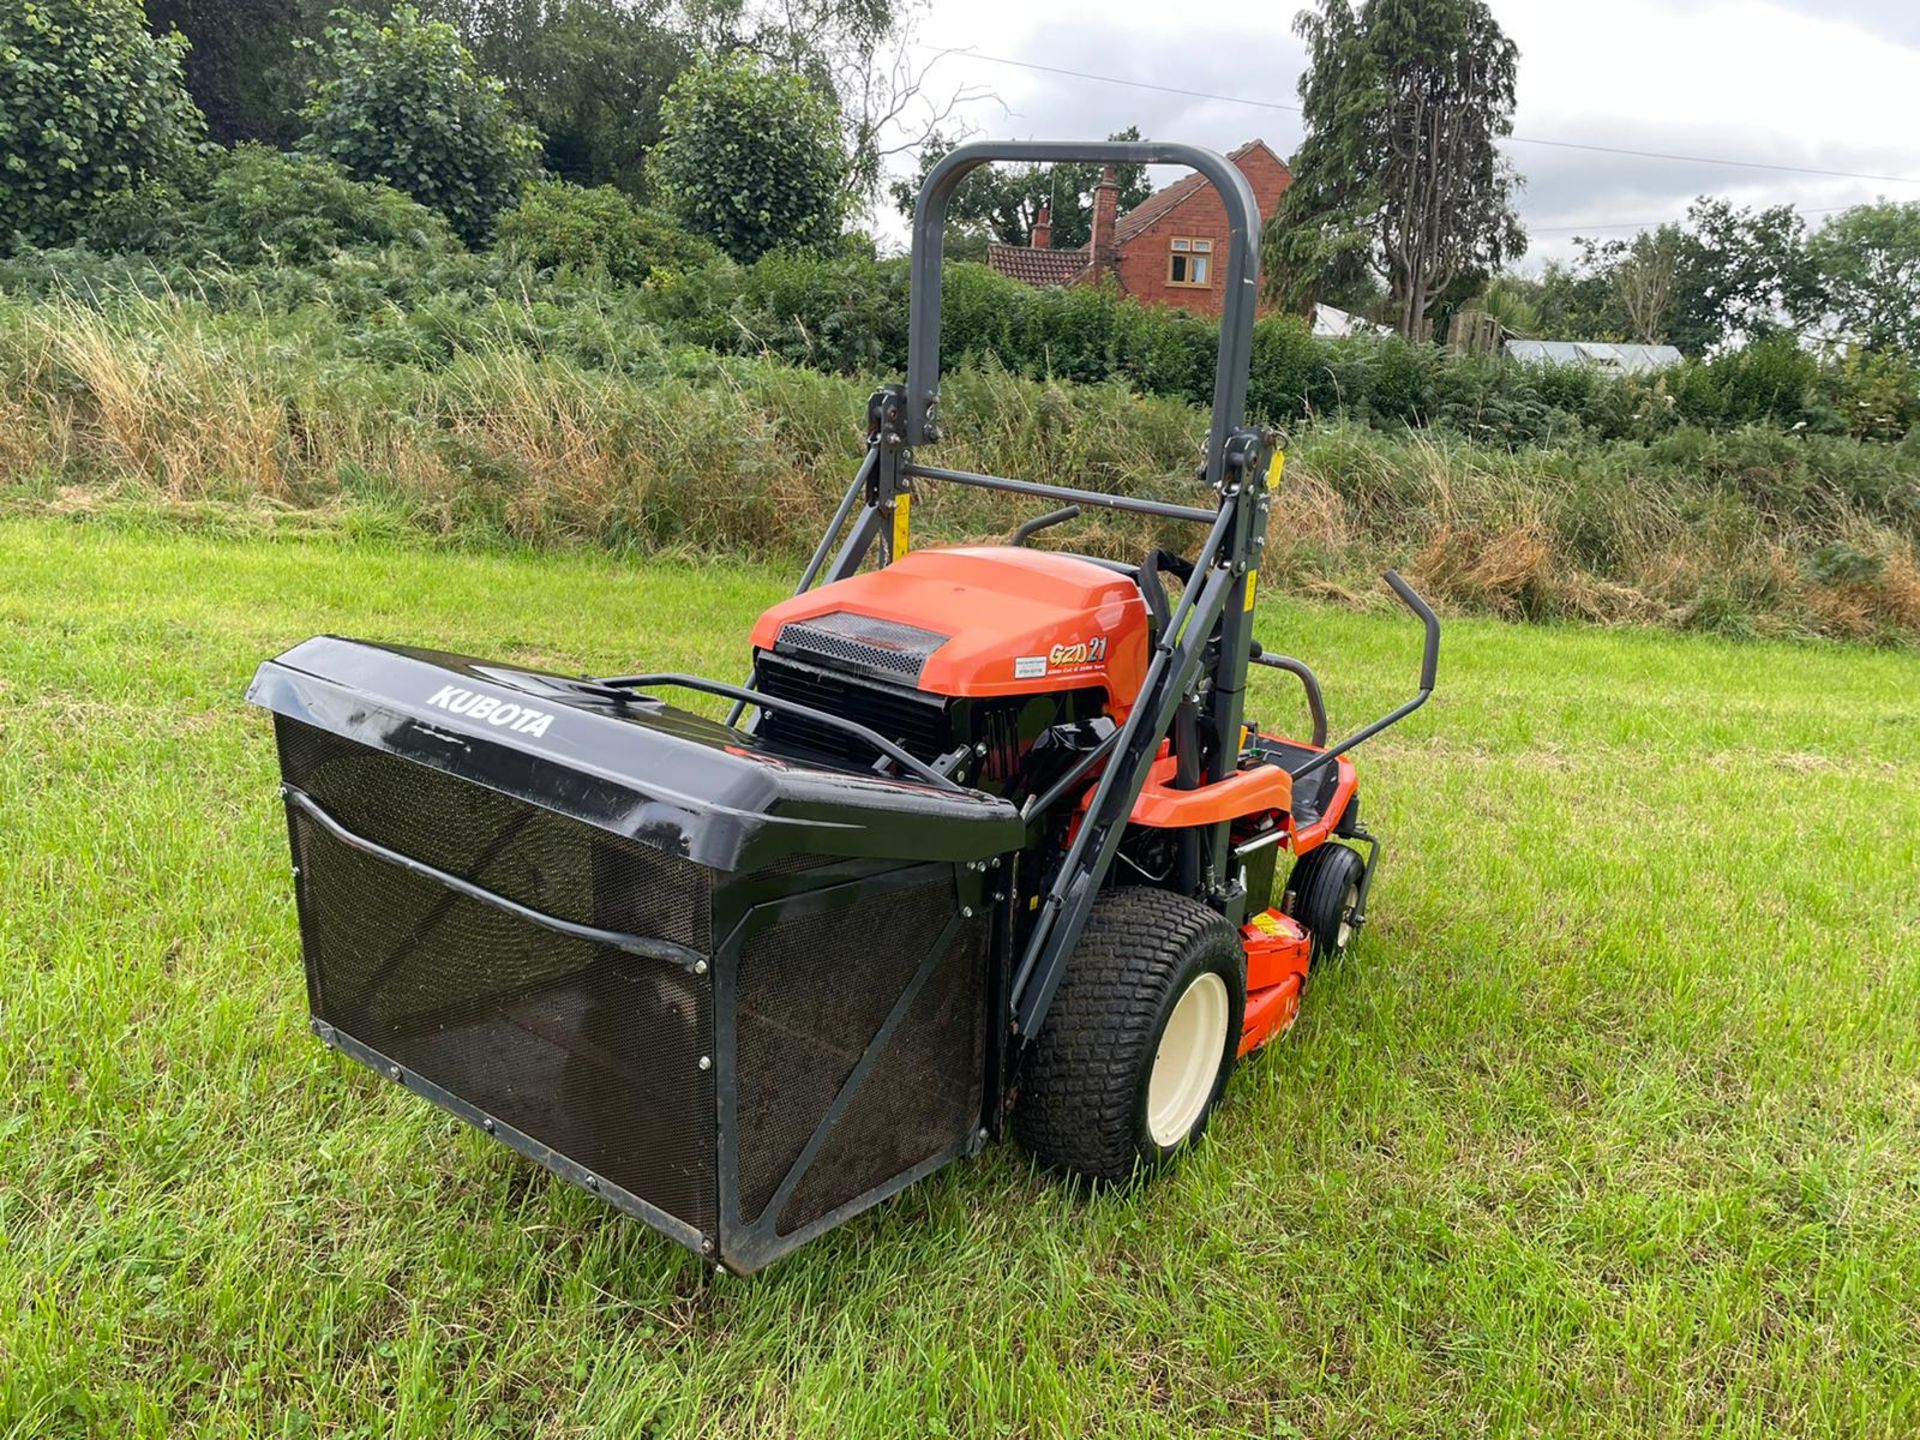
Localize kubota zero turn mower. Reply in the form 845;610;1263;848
248;142;1440;1274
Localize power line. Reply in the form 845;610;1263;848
1528;206;1851;236
946;48;1920;188
952;51;1304;118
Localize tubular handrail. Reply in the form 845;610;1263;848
1249;646;1329;749
1008;505;1082;547
594;672;961;791
282;786;708;971
1287;571;1440;783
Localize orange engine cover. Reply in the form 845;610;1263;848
751;547;1151;711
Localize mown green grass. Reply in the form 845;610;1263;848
3;515;1919;1438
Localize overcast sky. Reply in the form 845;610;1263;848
879;0;1920;268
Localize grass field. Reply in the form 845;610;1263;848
4;514;1920;1438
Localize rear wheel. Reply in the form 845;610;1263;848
1013;888;1246;1183
1284;842;1367;962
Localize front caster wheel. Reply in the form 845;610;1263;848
1284;841;1367;962
1013;888;1246;1183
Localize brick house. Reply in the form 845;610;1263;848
985;140;1291;315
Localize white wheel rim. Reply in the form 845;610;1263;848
1336;883;1359;949
1146;971;1230;1147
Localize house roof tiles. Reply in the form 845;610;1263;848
985;242;1090;286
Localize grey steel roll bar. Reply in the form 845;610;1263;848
906;141;1264;489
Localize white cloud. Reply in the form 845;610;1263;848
884;0;1920;266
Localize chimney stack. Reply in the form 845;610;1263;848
1090;165;1119;279
1031;202;1052;250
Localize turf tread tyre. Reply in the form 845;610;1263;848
1013;888;1245;1183
1286;842;1366;962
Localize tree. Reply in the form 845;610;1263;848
888;128;1153;249
1805;202;1920;358
1527;259;1613;341
682;0;984;208
653;53;846;262
0;0;206;250
1268;0;1525;342
297;5;541;245
1542;226;1684;343
144;0;316;146
1609;226;1683;344
1666;198;1818;355
438;0;692;194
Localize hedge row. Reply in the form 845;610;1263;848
5;159;1917;450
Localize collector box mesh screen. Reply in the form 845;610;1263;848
733;878;986;1236
279;717;717;1233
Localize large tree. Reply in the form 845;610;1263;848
654;52;846;261
144;0;310;145
684;0;980;207
1525;199;1816;353
1666;198;1819;355
437;0;692;194
1268;0;1524;342
1537;226;1685;344
1804;202;1920;358
297;5;542;245
888;128;1153;250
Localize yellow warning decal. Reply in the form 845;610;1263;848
1245;569;1258;611
1250;909;1286;936
892;492;912;558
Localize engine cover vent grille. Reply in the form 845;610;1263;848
755;654;950;764
775;611;948;683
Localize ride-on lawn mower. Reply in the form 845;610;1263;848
248;142;1440;1274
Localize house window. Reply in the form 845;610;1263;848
1168;237;1212;288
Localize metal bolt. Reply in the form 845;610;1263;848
278;784;289;798
960;907;974;919
388;1064;402;1082
693;959;709;976
993;891;1005;902
974;741;988;757
290;866;301;878
701;1237;715;1255
698;1055;712;1071
586;1176;599;1192
483;1117;496;1134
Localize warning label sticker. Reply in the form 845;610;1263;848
1013;655;1048;679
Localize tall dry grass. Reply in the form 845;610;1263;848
3;289;1918;645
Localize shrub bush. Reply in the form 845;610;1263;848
653;55;846;263
297;5;541;245
729;249;910;372
187;146;455;266
495;181;716;285
0;0;205;251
